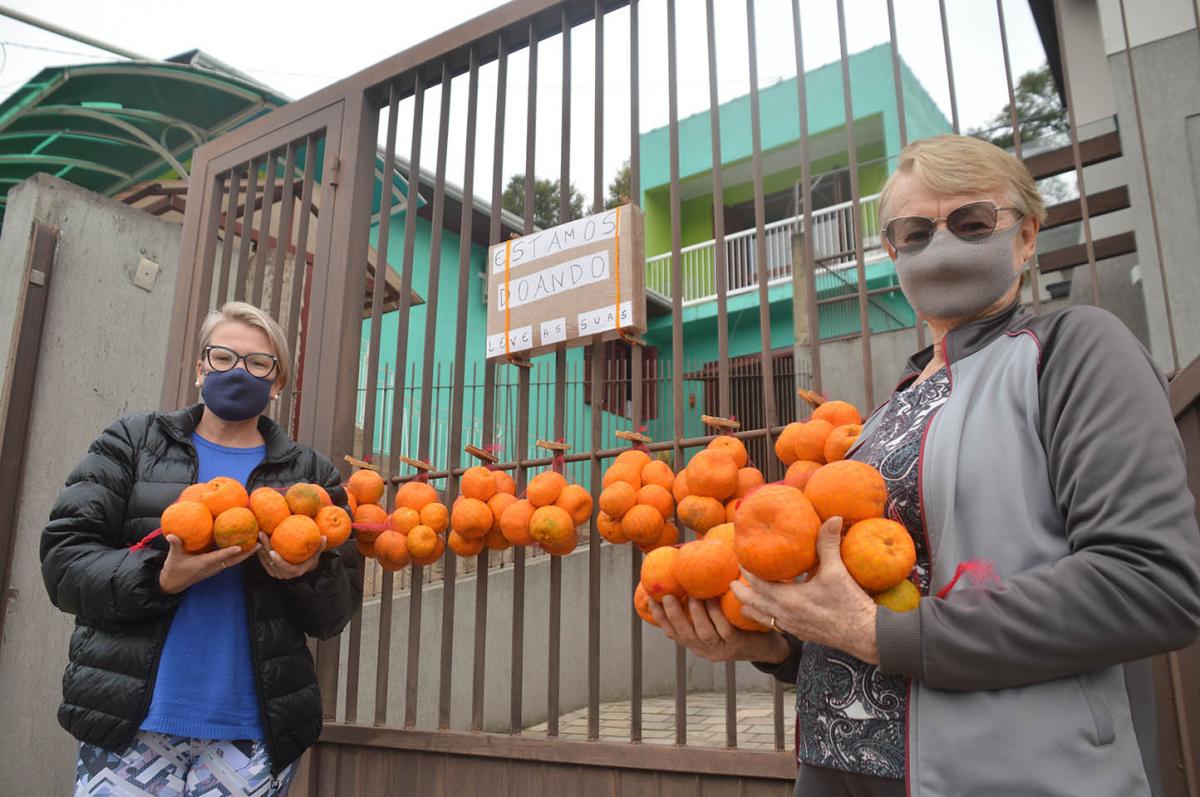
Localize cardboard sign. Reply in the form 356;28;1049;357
485;204;645;360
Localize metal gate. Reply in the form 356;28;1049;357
160;1;1200;794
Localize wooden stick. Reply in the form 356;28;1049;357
535;439;571;452
344;454;381;472
465;444;498;464
615;429;652;444
701;414;741;430
796;387;826;409
396;455;435;472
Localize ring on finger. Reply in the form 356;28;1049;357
769;616;778;631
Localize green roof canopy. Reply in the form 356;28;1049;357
0;57;290;217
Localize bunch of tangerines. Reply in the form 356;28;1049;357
450;465;592;557
160;473;376;564
596;448;680;552
363;476;450;571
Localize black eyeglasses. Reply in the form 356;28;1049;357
884;201;1023;255
204;345;278;379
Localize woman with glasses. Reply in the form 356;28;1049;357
42;302;362;796
650;135;1200;796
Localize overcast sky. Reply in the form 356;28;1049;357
0;0;1049;208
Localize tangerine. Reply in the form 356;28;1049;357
249;487;290;534
707;435;748;468
676;495;727;534
389;506;421;535
451;497;493;540
774;423;804;466
873;578;921;612
500;499;536;546
812;399;862;428
203;477;249;516
792;419;834;464
355;538;376;558
487;492;519;532
635;483;675;521
841;518;916;593
734;467;765;499
461;466;497;501
285;483;323;517
613;449;652;473
640;546;684;603
493;469;517;496
409;527;445;566
213;507;258;552
705;523;736;548
634;583;658;626
346;469;384;505
448;530;485;558
783;460;822;491
599;481;637;520
527;471;567;507
671;469;691;504
419;501;450;533
313;484;333;507
602;462;642;491
529;505;575;551
725;499;739;524
178;483;211;504
734;484;821;582
161;501;213;553
484;526;513;551
406;525;440;559
315;505;353;548
554;483;594;526
597;512;627;544
540;529;578;556
824;424;863;463
639;519;679;553
676;539;740;599
622;504;664;546
804;460;887;524
394;481;439;512
375;529;411;570
273;515;322;564
641;459;675;492
720;579;770;632
353;503;390;543
685;449;739;500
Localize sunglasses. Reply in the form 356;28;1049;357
884;201;1023;255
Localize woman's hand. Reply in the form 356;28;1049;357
256;532;327;580
648;593;791;664
731;517;880;664
158;534;260;595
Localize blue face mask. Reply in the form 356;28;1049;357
200;368;273;422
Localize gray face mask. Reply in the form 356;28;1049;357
893;224;1026;321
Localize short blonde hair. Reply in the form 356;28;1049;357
198;302;291;387
879;135;1048;225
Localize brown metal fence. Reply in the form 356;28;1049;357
158;0;1198;794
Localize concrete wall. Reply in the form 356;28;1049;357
338;541;777;732
813;326;918;412
0;174;180;796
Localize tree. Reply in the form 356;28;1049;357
969;64;1067;150
606;160;631;209
969;64;1071;204
501;174;585;229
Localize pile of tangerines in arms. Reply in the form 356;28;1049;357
155;392;918;615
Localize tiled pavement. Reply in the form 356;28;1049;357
525;690;796;750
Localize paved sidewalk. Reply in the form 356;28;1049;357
525;689;796;750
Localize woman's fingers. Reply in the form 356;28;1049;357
689;598;722;647
705;598;739;642
661;595;696;643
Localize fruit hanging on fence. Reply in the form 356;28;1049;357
370;474;447;568
597;446;678;547
457;459;584;556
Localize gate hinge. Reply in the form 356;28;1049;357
329;157;341;188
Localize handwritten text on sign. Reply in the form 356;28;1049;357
485;325;533;358
490;209;619;274
578;301;633;336
497;251;610;311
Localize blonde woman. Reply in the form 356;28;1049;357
42;302;362;796
651;135;1200;796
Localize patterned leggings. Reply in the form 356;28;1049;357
75;732;296;796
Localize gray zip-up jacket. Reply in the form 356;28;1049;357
770;301;1200;796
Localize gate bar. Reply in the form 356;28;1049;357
250;150;277;307
790;0;821;397
216;165;242;306
233;156;261;303
269;142;299;321
280;135;318;434
628;0;644;744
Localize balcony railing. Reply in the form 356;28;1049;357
646;192;884;305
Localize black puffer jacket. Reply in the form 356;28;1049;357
40;404;363;774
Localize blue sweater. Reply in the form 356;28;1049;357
141;433;266;740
